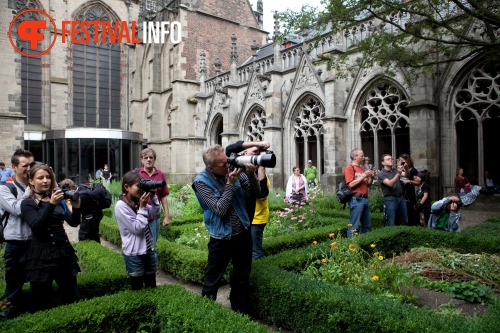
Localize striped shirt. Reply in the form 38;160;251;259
193;172;260;236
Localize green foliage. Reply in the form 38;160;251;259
303;234;426;302
276;0;500;82
0;286;268;333
167;184;203;219
431;280;494;304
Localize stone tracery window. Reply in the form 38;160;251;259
294;96;324;174
245;107;266;141
454;61;500;182
359;81;409;162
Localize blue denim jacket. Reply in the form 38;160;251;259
193;169;250;239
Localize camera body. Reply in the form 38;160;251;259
227;152;276;171
139;179;166;194
60;184;80;201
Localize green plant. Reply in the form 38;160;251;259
303;232;428;302
433;280;494;304
265;187;328;237
174;225;208;251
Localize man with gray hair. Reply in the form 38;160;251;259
192;143;261;315
136;148;170;246
344;148;375;238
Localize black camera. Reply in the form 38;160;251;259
227;152;276;171
60;184;80;201
139;179;166;194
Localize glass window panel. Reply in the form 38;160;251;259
80;139;95;184
67;139;80;184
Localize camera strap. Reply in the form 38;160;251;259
205;168;226;193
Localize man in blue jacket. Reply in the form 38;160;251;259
192;144;260;315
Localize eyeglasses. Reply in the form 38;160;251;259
213;160;229;168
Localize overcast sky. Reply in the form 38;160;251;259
250;0;324;33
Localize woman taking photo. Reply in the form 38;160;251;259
20;163;81;311
115;172;160;290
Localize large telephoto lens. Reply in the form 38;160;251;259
235;153;276;168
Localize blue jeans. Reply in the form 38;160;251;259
348;196;371;238
251;224;266;260
384;196;408;226
123;251;157;277
2;240;31;318
202;229;252;315
149;218;160;245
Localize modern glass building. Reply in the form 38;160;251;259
24;128;143;184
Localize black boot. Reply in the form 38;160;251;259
130;276;144;290
144;273;156;288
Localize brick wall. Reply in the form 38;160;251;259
181;0;267;81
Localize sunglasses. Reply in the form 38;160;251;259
29;161;46;168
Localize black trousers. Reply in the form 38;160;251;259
78;216;102;243
202;229;253;315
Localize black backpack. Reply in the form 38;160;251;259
79;183;112;209
336;166;355;205
0;183;19;243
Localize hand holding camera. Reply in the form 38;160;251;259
50;188;65;205
139;191;151;209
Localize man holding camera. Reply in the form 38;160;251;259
428;195;462;232
226;141;271;260
377;154;408;226
345;148;375;238
58;179;111;243
0;148;34;318
192;143;262;315
136;148;170;246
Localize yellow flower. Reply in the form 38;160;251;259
372;276;379;281
374;252;379;256
321;258;327;263
329;233;335;238
347;223;353;227
378;255;384;261
313;240;318;245
370;244;376;248
330;242;337;247
348;244;357;251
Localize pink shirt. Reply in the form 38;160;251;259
137;166;170;199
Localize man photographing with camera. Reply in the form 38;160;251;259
226;141;272;260
58;179;112;243
192;142;264;315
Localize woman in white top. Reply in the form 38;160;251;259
285;166;309;204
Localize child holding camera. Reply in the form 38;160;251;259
428;195;462;232
115;171;160;290
20;163;81;311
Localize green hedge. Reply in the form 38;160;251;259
250;229;500;333
74;241;129;299
0;285;268;333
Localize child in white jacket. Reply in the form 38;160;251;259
115;171;160;290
